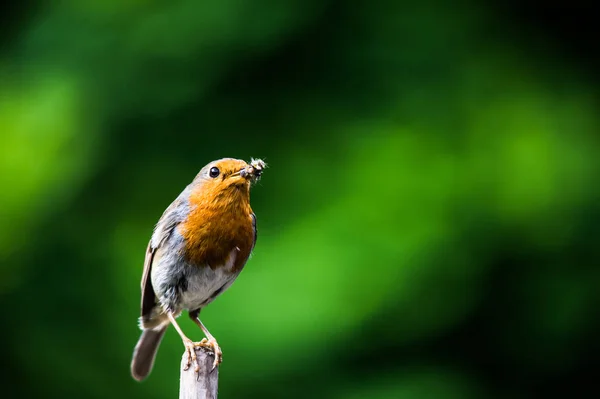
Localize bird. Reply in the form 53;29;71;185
131;157;266;381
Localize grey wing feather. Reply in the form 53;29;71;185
141;242;156;317
251;212;257;250
140;191;191;319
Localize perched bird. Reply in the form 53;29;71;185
131;157;266;381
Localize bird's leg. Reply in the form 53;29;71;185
167;312;201;373
189;309;223;370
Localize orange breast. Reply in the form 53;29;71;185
179;184;255;273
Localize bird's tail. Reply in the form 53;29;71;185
131;327;167;381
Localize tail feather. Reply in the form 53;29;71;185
131;327;167;381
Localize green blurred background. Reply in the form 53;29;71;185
1;1;599;398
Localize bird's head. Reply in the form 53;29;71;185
191;158;266;203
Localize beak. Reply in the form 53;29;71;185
230;166;252;180
229;159;265;181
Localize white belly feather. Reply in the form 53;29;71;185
178;247;240;310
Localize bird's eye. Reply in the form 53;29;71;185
209;167;220;178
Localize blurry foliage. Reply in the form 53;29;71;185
1;0;599;398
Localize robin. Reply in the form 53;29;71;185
130;157;266;381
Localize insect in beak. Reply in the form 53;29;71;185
231;159;266;181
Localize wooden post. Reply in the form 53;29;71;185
179;347;219;399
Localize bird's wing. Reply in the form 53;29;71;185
251;212;257;250
140;241;156;318
140;192;190;318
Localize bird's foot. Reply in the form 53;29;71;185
182;338;201;373
196;337;223;370
182;338;223;372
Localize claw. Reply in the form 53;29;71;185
197;338;223;370
183;338;200;373
182;337;222;373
